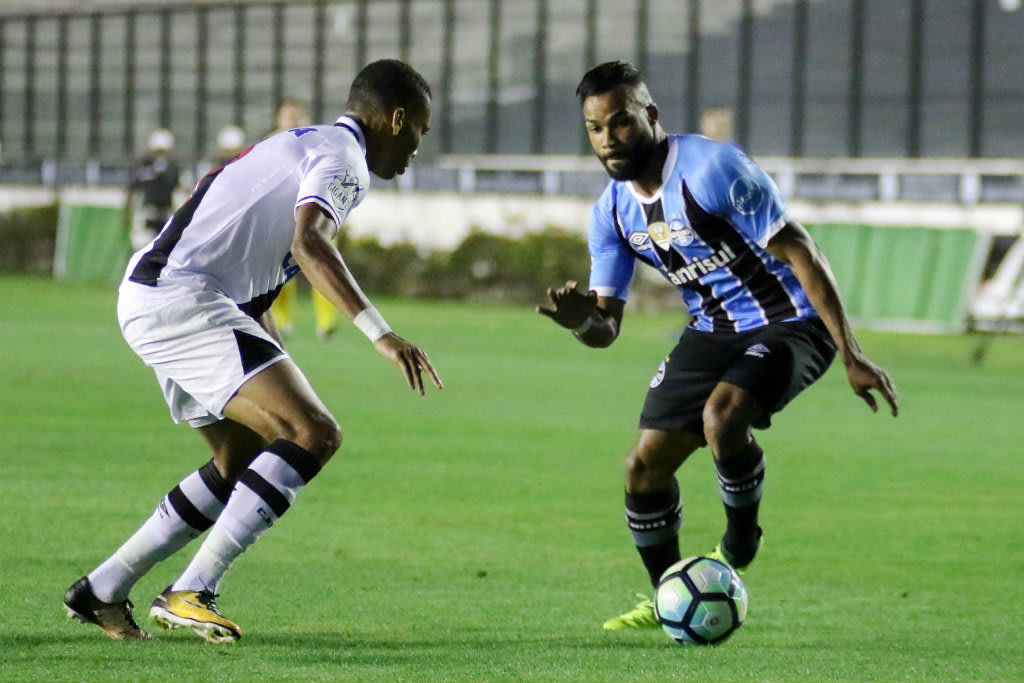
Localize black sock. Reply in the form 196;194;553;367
715;438;765;562
624;481;682;587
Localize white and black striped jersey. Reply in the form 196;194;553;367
123;116;370;319
588;134;818;333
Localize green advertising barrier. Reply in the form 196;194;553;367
53;204;129;284
48;202;984;331
805;224;982;331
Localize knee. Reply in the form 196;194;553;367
290;412;342;466
702;392;754;455
625;444;673;493
702;399;730;450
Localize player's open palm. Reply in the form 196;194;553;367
537;280;598;329
373;333;443;395
845;357;898;417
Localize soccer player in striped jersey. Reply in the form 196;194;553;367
538;61;899;630
63;59;442;643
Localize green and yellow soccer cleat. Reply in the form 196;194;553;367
149;587;241;644
63;576;152;641
602;593;659;630
707;528;763;574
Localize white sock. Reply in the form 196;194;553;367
88;461;232;603
172;440;321;594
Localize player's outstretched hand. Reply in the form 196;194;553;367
373;333;443;395
536;280;598;329
845;356;898;417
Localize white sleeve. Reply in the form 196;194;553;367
295;151;368;227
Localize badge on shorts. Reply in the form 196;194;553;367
650;358;668;388
647;221;672;251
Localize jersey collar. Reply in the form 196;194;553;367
625;136;679;205
334;116;368;157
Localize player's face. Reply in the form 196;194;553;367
375;104;431;179
582;86;657;181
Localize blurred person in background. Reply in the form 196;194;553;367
267;100;341;341
211;124;248;169
125;128;182;252
539;61;899;631
700;106;734;144
64;59;441;644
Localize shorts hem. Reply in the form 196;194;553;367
210;353;289;418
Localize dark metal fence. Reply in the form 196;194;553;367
0;0;1022;181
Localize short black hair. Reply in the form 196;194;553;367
576;61;646;105
346;59;432;116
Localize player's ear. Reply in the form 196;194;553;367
390;107;406;136
646;103;659;125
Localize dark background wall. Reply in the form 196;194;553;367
0;0;1021;170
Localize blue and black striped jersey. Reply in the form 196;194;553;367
587;134;818;333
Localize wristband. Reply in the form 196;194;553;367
572;314;595;335
353;306;392;342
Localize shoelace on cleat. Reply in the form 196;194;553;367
195;591;224;616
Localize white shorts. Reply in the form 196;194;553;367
118;282;289;428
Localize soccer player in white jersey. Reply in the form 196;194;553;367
63;59;442;643
538;62;899;630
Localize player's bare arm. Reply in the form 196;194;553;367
766;221;899;416
536;280;624;348
290;203;443;394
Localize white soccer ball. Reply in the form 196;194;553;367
654;556;749;645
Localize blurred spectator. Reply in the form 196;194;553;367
213;125;247;167
125;128;181;251
700;106;734;143
266;99;311;138
265;100;340;341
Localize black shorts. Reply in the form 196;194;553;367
638;318;836;432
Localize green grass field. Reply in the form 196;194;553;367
1;274;1022;682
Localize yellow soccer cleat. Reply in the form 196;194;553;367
602;593;659;630
63;576;152;641
149;587;241;644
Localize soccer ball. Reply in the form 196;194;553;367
654;556;748;645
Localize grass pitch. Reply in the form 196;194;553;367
1;274;1022;682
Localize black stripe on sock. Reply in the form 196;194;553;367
239;470;291;518
198;460;233;505
625;479;680;514
167;486;215;532
715;439;764;480
266;439;322;484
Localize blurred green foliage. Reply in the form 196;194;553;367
0;203;59;274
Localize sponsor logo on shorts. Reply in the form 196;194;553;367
745;343;771;358
650;358;668;388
